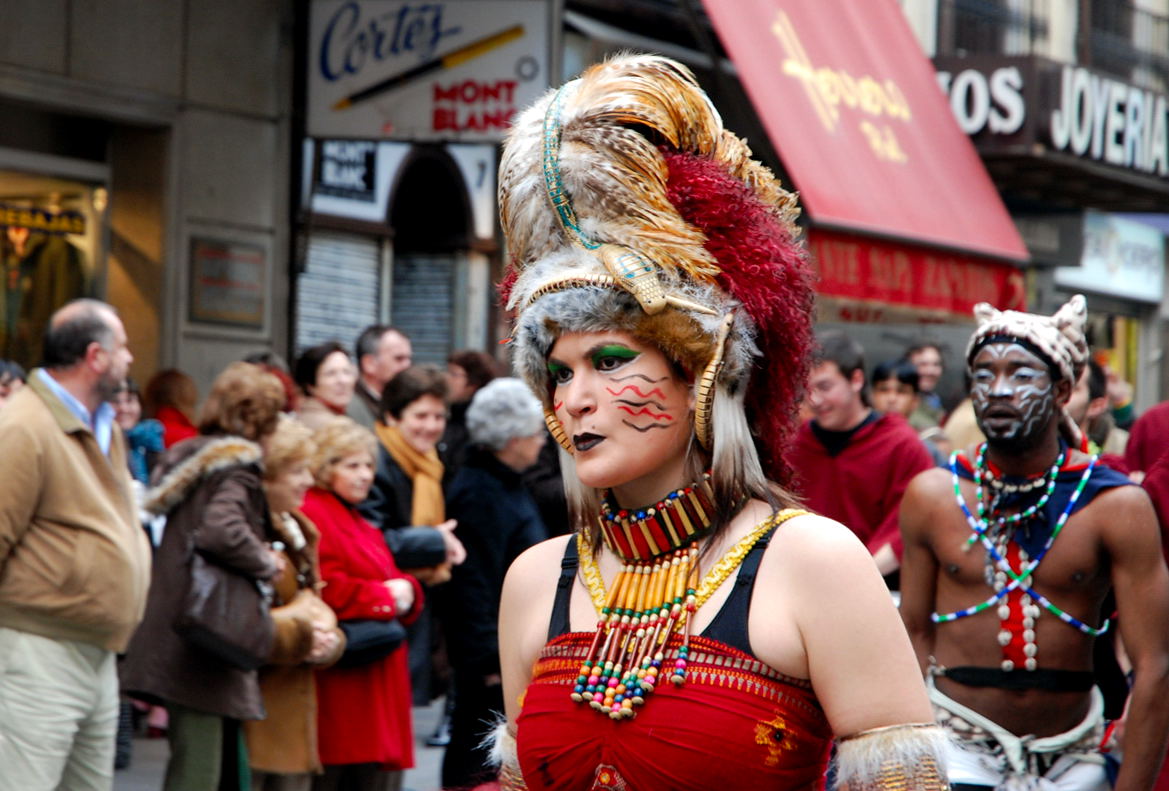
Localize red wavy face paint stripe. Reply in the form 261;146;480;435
606;384;668;400
617;405;673;421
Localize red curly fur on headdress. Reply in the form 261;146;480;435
661;149;815;486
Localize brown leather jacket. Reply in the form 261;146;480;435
120;436;278;721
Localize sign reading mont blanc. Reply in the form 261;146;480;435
308;0;548;141
935;56;1169;181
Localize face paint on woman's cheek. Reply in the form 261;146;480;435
603;371;681;433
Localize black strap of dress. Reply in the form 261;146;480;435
547;527;776;655
547;537;581;642
700;526;774;654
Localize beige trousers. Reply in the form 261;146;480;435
0;626;118;791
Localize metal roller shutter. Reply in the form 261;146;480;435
390;252;455;365
295;230;381;354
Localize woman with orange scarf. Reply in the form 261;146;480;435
357;364;465;705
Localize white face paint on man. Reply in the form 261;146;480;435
970;341;1057;448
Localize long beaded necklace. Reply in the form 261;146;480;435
934;445;1106;671
569;472;798;720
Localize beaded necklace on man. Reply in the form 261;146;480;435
568;471;788;720
934;443;1106;673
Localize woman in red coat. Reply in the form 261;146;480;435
300;416;424;791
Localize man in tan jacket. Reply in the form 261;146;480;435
0;299;151;791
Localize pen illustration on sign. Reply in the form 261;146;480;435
333;24;525;110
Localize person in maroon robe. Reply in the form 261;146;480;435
788;331;934;581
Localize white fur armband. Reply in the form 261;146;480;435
834;723;951;791
484;719;527;790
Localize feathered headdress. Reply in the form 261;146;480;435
499;54;814;484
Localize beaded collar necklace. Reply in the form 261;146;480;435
934;445;1106;672
596;472;716;561
961;445;1064;550
571;504;800;721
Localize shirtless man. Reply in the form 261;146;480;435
900;295;1169;791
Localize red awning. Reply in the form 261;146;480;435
703;0;1029;265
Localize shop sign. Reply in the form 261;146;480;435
808;229;1026;318
1049;66;1169;176
316;140;378;200
936;65;1025;136
935;56;1169;181
1013;212;1084;267
0;203;85;235
307;140;411;223
1054;211;1165;303
308;1;548;142
188;238;266;329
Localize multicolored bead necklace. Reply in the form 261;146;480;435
569;473;782;720
573;507;791;720
935;445;1107;671
962;444;1063;550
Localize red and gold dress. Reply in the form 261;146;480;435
514;506;832;791
517;632;832;791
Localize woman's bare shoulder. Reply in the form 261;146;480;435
759;511;889;596
503;533;575;599
768;510;871;558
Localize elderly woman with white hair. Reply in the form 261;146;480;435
434;377;549;788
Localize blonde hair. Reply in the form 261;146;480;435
199;362;285;441
263;415;315;481
309;415;378;488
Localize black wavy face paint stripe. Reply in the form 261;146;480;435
611;372;667;384
622;419;670;432
615;397;668;410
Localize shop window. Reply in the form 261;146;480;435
938;0;1048;56
388;150;472;364
0;170;104;370
296;231;383;354
1088;0;1169;91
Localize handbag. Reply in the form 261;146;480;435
174;550;275;671
335;618;406;669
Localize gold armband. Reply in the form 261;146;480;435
835;723;950;791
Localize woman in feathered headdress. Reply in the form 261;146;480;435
491;54;947;791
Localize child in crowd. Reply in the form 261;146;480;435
871;359;949;465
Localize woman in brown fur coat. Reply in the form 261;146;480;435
121;362;286;791
246;416;346;791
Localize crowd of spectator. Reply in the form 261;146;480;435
8;298;1169;791
0;303;559;791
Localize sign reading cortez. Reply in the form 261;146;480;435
308;0;548;141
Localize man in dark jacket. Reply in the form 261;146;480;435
346;325;412;430
435;378;548;788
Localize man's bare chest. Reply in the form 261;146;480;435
931;483;1111;608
